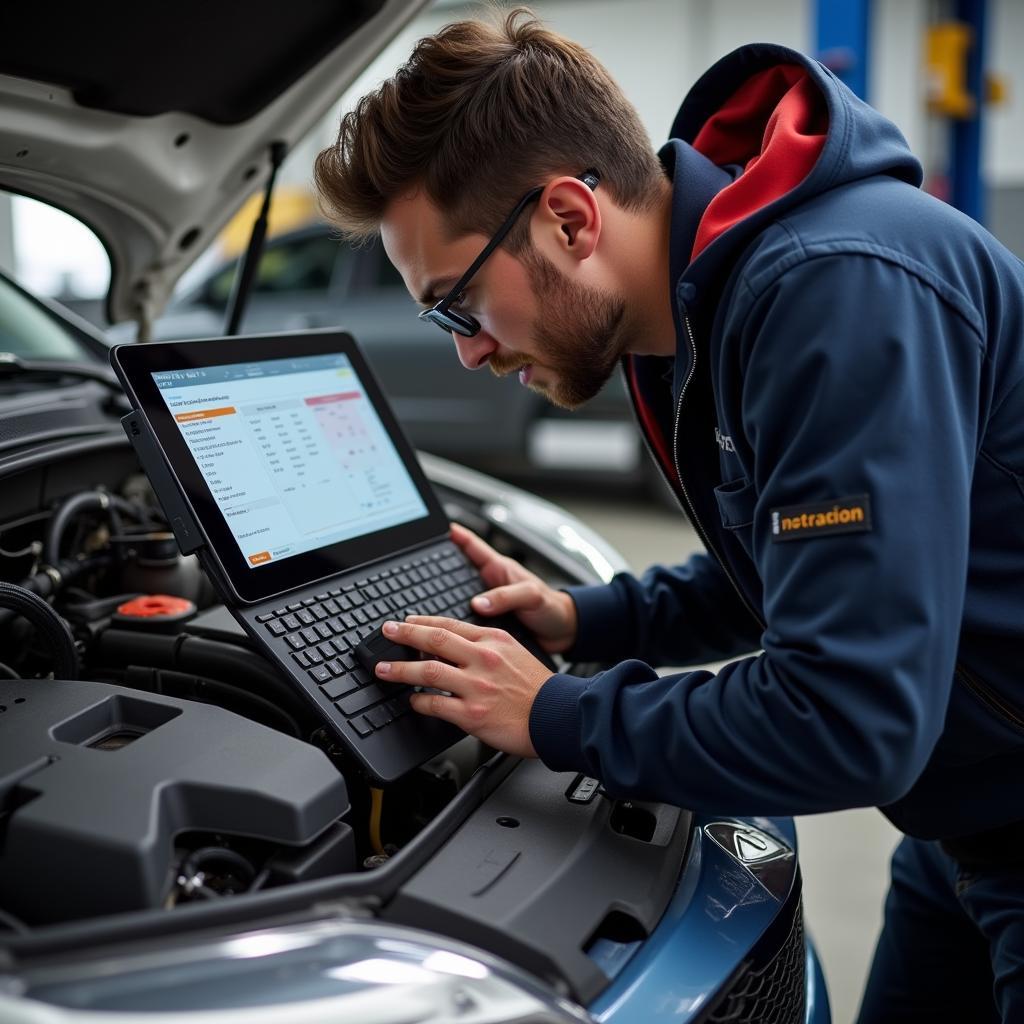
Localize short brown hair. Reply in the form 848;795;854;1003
314;6;663;247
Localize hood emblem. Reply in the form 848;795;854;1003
704;822;795;899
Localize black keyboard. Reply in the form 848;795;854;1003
241;539;482;781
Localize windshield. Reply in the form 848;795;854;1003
0;273;91;361
0;190;108;358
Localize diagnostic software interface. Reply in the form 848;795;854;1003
153;353;428;568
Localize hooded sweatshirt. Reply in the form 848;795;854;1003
528;43;1024;841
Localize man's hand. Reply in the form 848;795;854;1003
374;615;551;757
451;522;578;654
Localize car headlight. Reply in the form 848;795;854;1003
0;919;593;1023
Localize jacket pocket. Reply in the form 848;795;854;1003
713;476;757;529
956;662;1024;735
929;665;1024;769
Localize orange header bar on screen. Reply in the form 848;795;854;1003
174;406;237;423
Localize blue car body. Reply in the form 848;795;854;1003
593;815;828;1024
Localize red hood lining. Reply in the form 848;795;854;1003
689;65;829;260
626;65;829;481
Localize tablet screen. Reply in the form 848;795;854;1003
152;353;429;570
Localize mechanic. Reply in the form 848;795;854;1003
314;10;1024;1020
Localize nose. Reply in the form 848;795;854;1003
453;330;498;370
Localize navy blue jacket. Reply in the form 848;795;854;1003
528;44;1024;840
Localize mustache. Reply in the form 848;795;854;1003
488;353;530;378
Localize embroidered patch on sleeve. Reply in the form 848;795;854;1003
770;494;872;543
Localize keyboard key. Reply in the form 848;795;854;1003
266;620;287;637
323;675;360;700
349;716;373;738
364;584;381;600
301;627;319;646
287;602;303;612
308;665;331;684
306;648;324;665
325;658;344;676
297;609;315;626
285;634;306;651
366;705;392;730
337;683;389;717
317;640;338;659
256;612;275;623
292;650;310;668
315;622;333;641
386;697;409;720
324;598;341;615
310;604;329;621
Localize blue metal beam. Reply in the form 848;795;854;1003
815;0;871;101
951;0;987;223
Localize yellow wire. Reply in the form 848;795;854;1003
369;787;384;855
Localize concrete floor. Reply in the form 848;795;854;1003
545;490;902;1024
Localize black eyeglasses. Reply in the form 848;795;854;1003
417;169;600;337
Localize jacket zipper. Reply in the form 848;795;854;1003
956;661;1024;732
624;308;765;630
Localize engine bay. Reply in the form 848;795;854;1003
0;438;692;1005
0;443;506;928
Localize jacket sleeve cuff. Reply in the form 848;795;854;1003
528;672;592;774
562;582;633;663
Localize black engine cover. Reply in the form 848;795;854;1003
0;679;350;923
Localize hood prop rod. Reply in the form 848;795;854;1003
223;141;287;336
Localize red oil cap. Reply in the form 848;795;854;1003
116;595;195;619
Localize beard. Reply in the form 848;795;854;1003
488;249;628;410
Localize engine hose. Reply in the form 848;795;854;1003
128;667;303;738
0;555;108;631
0;581;78;679
96;630;308;722
43;491;150;565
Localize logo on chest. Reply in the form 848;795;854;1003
715;427;735;453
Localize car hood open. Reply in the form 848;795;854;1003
0;0;427;329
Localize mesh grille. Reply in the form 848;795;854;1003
706;898;806;1024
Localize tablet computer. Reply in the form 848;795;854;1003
111;329;450;605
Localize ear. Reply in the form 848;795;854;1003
531;175;602;264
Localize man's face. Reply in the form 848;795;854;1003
381;190;628;410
